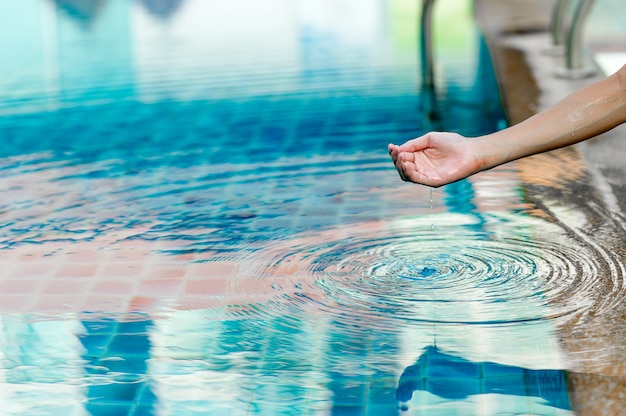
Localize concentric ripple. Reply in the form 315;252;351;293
232;214;624;328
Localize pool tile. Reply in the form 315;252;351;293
92;280;137;295
0;278;42;294
482;361;525;377
8;262;57;278
137;279;184;295
426;377;482;401
1;1;614;413
82;296;131;313
107;336;151;356
483;375;525;396
55;263;101;279
189;261;238;279
174;297;226;311
85;402;135;416
29;295;83;313
129;296;172;313
63;248;109;263
42;279;89;295
0;295;33;312
426;360;481;379
99;262;146;278
184;278;228;296
144;265;187;279
17;250;60;261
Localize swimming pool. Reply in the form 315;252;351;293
2;0;624;415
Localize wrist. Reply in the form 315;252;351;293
472;134;509;172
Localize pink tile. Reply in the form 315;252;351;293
55;263;100;279
18;250;59;261
81;295;130;313
171;253;198;262
184;278;228;296
99;263;144;278
189;262;238;279
0;279;41;295
108;245;152;261
0;252;17;262
42;279;89;295
10;263;56;278
0;295;33;313
91;280;136;294
129;296;172;312
145;265;188;279
224;295;278;312
0;262;14;277
138;279;184;296
29;295;83;313
228;276;286;295
173;297;225;311
63;248;108;263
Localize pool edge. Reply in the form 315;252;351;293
474;1;626;415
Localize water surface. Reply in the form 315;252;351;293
1;1;624;415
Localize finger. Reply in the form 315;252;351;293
397;151;416;165
396;134;431;153
402;161;430;186
389;145;408;181
402;162;444;188
388;143;397;163
396;152;418;182
398;152;427;185
389;144;403;164
395;158;407;181
394;151;409;181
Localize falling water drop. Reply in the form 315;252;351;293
430;188;435;231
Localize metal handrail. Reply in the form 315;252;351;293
547;0;571;55
565;0;596;76
553;0;597;78
418;0;441;127
420;0;597;81
420;0;437;88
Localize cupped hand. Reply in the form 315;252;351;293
388;132;481;187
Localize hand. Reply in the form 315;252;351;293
388;132;481;187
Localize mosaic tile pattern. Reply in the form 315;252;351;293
0;1;581;415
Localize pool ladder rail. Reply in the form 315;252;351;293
418;0;598;86
547;0;597;79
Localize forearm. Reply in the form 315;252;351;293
475;64;626;171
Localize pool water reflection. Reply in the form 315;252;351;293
396;346;571;411
2;209;586;415
3;0;623;415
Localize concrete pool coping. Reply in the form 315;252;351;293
474;0;626;414
474;0;626;211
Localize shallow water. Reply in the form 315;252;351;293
1;0;625;415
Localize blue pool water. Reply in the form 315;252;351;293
4;0;618;414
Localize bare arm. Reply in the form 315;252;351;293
389;64;626;187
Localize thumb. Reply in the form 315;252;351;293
395;133;432;153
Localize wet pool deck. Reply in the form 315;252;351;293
475;0;626;414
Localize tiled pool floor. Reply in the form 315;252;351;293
1;0;625;414
0;180;434;317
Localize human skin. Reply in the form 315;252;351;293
388;64;626;188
